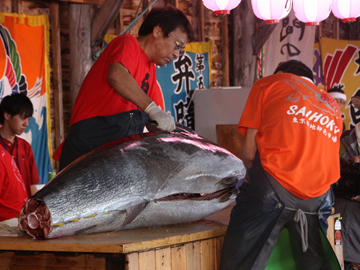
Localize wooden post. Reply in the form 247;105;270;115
50;1;65;160
221;15;229;87
10;0;19;13
69;3;94;107
349;18;360;40
231;0;256;87
198;0;205;42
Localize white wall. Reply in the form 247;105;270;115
194;87;251;143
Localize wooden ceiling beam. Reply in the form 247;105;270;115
58;0;104;4
91;0;126;48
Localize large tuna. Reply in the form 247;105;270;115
18;125;246;239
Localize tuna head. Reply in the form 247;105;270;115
18;125;246;239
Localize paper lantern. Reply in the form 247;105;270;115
251;0;292;24
331;0;360;22
293;0;332;26
202;0;241;15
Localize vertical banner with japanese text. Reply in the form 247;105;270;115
0;13;52;184
264;10;316;76
156;40;212;130
312;42;325;90
319;37;360;130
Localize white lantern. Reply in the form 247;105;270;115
331;0;360;22
202;0;242;15
251;0;292;24
293;0;332;26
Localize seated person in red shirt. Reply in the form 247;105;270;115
0;94;40;198
0;144;28;221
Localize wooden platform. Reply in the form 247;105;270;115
0;204;234;270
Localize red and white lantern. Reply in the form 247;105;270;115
331;0;360;22
293;0;332;26
202;0;242;15
251;0;292;24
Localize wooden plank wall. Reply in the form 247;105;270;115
125;237;224;270
0;236;224;270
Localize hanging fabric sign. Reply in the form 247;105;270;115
0;12;52;184
264;10;316;76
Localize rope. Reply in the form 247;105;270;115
285;207;320;253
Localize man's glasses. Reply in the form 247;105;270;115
169;34;185;56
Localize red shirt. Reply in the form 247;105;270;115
238;74;342;199
53;34;164;161
0;145;28;221
0;136;40;197
70;33;164;125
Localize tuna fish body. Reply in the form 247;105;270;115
18;126;246;239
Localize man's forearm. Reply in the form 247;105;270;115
108;63;153;111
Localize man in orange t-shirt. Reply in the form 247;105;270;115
220;60;342;270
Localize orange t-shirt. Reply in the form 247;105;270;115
238;73;342;199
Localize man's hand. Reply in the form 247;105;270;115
351;97;360;110
145;101;176;131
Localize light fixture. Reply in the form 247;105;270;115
202;0;242;15
293;0;332;26
251;0;292;24
331;0;360;22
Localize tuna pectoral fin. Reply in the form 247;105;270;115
217;175;245;202
219;175;245;190
122;200;149;228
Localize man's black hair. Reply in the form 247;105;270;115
273;60;314;82
0;93;33;125
138;5;194;42
328;85;345;94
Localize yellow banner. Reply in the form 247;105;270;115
320;37;360;130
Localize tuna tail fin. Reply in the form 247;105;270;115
121;200;149;228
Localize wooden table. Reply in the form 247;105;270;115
0;205;233;270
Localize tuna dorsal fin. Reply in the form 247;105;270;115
122;200;149;228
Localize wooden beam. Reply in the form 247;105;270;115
232;0;257;87
115;10;123;36
221;15;229;87
197;0;205;41
252;21;276;55
11;0;20;13
91;0;126;48
58;0;104;4
50;0;65;156
349;18;360;40
69;3;94;107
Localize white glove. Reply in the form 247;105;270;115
145;101;176;131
